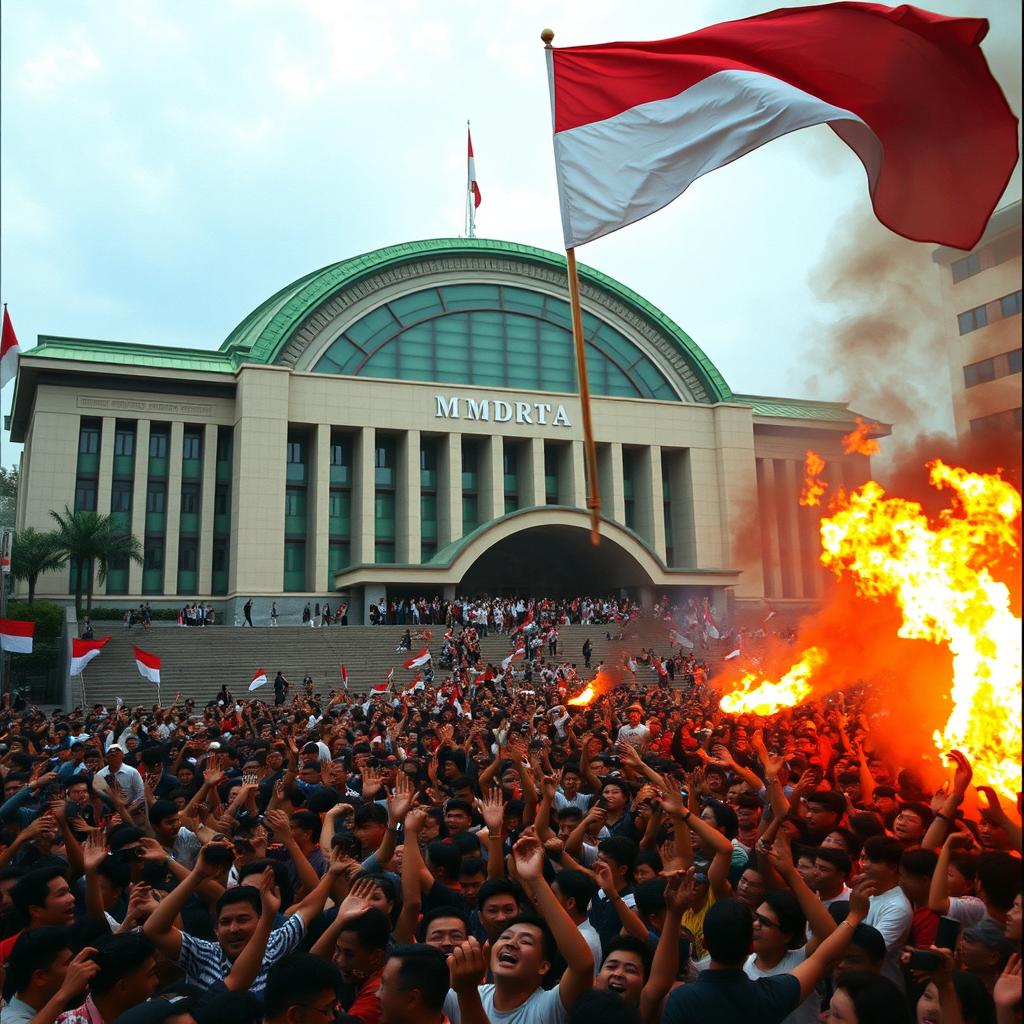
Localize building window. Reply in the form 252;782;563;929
970;407;1023;434
958;305;988;335
182;432;202;460
1000;290;1022;319
287;441;303;464
74;480;97;512
330;441;351;466
963;358;996;388
951;252;981;283
111;480;132;513
214;485;230;515
285;488;307;518
178;542;198;572
114;430;134;457
216;428;232;463
144;542;164;571
78;423;100;454
146;486;166;513
181;484;200;514
212;543;227;573
1008;349;1022;375
149;431;168;458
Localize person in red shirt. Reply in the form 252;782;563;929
334;908;390;1024
0;867;76;966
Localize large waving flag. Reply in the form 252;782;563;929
248;667;268;691
370;668;394;695
133;646;161;685
546;3;1017;250
403;646;432;670
70;636;111;675
502;644;526;671
0;308;21;390
0;618;34;654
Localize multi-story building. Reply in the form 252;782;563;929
8;238;881;623
932;200;1022;439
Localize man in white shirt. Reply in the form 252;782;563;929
861;837;913;987
97;744;146;806
551;868;603;974
616;704;651;750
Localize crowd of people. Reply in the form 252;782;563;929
0;618;1019;1024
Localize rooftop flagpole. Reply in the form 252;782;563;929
544;29;601;545
466;121;477;239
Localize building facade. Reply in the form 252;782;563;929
931;200;1022;439
8;238;880;623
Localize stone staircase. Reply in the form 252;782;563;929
75;619;721;707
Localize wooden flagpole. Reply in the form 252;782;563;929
544;29;601;545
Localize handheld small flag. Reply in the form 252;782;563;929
70;636;111;675
502;645;525;671
341;663;349;689
370;668;394;695
133;646;161;685
249;668;268;691
0;618;34;654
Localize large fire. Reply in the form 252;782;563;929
568;685;596;706
720;460;1022;797
719;647;827;716
800;451;827;507
842;416;881;456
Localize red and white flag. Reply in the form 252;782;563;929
70;636;111;675
341;663;349;689
248;667;268;691
468;127;482;209
370;668;394;695
546;3;1017;251
0;308;20;390
0;618;34;654
403;646;432;670
133;646;161;685
448;683;466;717
405;673;425;694
502;645;526;671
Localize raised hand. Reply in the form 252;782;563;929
257;867;281;918
993;953;1022;1011
59;947;101;999
663;867;695;913
264;809;293;841
977;786;1009;825
947;750;973;799
388;770;415;822
338;877;378;920
766;831;795;874
849;876;876;919
361;766;383;800
404;807;428;836
125;883;161;922
510;829;545;882
481;788;505;833
82;833;109;873
447;936;488;994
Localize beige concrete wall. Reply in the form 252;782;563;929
128;420;150;594
310;424;331;590
352;426;376;565
198;425;218;594
397;429;421;564
162;421;184;595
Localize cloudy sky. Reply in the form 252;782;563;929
1;0;1020;465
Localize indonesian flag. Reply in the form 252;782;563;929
702;600;720;641
248;667;268;691
502;645;525;671
370;668;394;695
546;3;1018;251
468;127;482;209
0;618;34;654
70;636;111;675
133;646;161;685
341;663;349;689
519;609;535;631
449;683;466;717
403;646;432;670
405;673;425;694
0;308;20;390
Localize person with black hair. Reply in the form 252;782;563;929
551;869;602;973
0;867;76;966
57;932;159;1024
470;878;524;945
827;970;912;1024
378;944;450;1024
2;928;98;1024
418;905;469;957
861;836;914;986
148;800;200;870
333;907;391;1022
810;846;853;911
262;953;342;1024
567;989;641;1024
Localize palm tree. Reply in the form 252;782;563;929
10;528;67;603
50;507;143;615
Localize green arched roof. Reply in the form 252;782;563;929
220;238;733;403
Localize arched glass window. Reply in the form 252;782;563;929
311;284;679;401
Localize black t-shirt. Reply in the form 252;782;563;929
663;967;801;1024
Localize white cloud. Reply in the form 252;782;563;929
19;29;101;94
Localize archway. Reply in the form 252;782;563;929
457;522;656;597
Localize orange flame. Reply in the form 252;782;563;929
842;416;881;456
800;451;827;507
719;647;827;716
568;685;596;706
718;460;1022;798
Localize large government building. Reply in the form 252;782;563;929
8;238;881;624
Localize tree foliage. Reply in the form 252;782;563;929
11;528;66;603
0;465;17;527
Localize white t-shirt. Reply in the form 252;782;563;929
945;895;989;928
444;983;567;1024
744;948;818;1024
617;724;651;748
865;885;913;987
578;919;603;975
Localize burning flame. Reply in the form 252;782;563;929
719;460;1022;798
821;460;1021;797
842;416;881;456
719;647;827;715
800;451;827;507
568;685;596;706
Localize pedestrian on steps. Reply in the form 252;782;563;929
243;598;254;627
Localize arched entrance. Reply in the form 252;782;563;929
457;519;658;597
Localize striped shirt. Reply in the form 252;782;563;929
178;913;305;995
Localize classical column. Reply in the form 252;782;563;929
477;435;505;523
163;421;184;595
197;424;217;594
777;459;803;598
560;441;586;508
228;366;289;596
437;432;462;546
635;444;666;560
599;443;626;524
309;424;331;591
397;429;422;564
519;437;546;508
352;426;376;565
92;417;116;596
757;458;783;598
128;420;150;594
667;449;697;567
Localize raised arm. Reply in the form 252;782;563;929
265;809;319;898
640;870;688;1024
922;751;972;851
310;877;377;959
762;833;836;954
593;859;649;943
929;832;974;916
224;868;281;991
480;788;507;880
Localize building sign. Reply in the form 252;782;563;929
434;395;572;428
